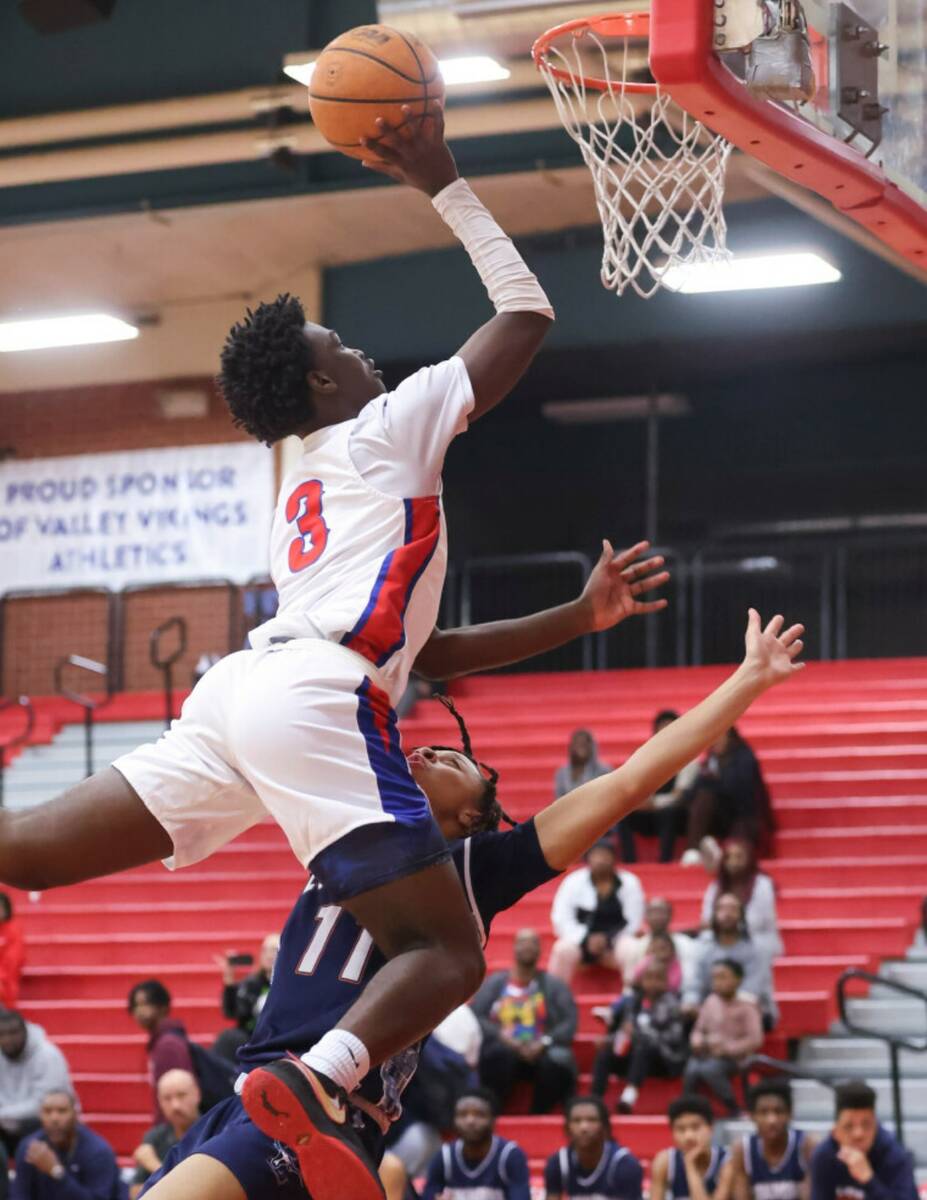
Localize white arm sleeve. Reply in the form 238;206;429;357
550;871;590;944
349;356;475;498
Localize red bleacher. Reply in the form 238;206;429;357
5;657;925;1168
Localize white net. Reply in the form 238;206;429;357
536;20;733;298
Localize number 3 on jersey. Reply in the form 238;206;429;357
297;905;374;984
286;479;329;572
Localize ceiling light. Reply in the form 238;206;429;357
283;54;510;89
663;252;841;294
0;313;139;353
544;395;689;424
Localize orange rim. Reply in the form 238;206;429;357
532;11;657;94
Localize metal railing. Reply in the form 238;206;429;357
150;617;188;729
0;696;34;808
54;655;111;779
837;967;927;1148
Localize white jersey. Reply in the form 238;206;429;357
250;357;474;704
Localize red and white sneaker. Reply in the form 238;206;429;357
241;1053;384;1200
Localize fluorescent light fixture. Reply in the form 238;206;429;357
663;252;841;294
544;394;690;425
0;313;139;353
283;54;509;88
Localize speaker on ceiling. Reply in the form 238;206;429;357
19;0;117;33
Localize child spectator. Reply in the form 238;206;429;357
684;960;763;1116
616;898;697;993
129;1070;202;1199
685;893;778;1028
591;961;687;1114
809;1081;917;1200
0;1013;73;1156
651;1097;727;1200
631;931;683;992
543;1095;643;1199
213;934;280;1064
700;840;783;961
680;728;774;865
0;894;25;1011
617;711;701;862
12;1090;125;1200
548;842;645;984
422;1088;530;1200
555;730;611;799
127;980;194;1123
725;1079;816;1200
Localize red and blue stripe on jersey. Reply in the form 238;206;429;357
354;675;429;824
340;496;441;669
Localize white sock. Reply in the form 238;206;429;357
620;1085;638;1106
301;1030;371;1095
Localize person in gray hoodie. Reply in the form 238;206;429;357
0;1012;72;1155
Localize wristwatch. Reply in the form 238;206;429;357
50;1164;66;1181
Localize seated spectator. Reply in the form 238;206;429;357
554;729;611;799
0;1013;72;1156
471;928;577;1114
650;1096;727;1200
700;839;783;961
631;931;683;991
12;1090;125;1200
422;1088;530;1200
683;959;763;1116
0;893;25;1011
684;893;778;1028
548;842;645;984
592;961;687;1114
616;898;698;993
127;981;194;1122
212;934;280;1064
809;1080;917;1200
129;1069;201;1199
617;711;701;862
680;727;774;866
543;1095;643;1200
725;1079;817;1200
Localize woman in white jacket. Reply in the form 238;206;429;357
699;837;783;960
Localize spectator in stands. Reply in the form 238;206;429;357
422;1087;531;1200
471;928;577;1114
724;1079;817;1200
129;1069;202;1199
12;1089;125;1200
0;1013;73;1156
616;897;697;993
592;960;688;1114
809;1080;917;1200
548;841;645;983
127;980;194;1122
650;1096;727;1200
212;934;280;1064
0;894;25;1011
554;729;611;799
685;892;779;1028
617;711;702;863
680;727;775;866
543;1095;643;1200
683;959;763;1116
700;839;783;961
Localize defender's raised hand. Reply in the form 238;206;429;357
578;539;670;633
360;103;459;196
742;608;805;687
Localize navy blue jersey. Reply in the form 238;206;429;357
667;1146;727;1200
743;1131;807;1200
239;819;558;1119
422;1136;531;1200
544;1142;644;1199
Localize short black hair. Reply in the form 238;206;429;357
654;709;679;726
748;1078;793;1112
565;1095;611;1131
0;1010;25;1030
668;1096;714;1126
587;839;617;859
219;294;315;445
835;1081;877;1115
127;979;172;1013
455;1087;498;1117
0;893;12;923
713;957;745;981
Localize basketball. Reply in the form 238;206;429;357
309;25;445;160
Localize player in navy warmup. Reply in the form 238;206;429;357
723;1080;816;1200
421;1088;530;1200
544;1096;643;1200
651;1098;727;1200
141;610;805;1200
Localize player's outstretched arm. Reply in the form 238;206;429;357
362;104;553;421
533;610;805;870
414;539;668;680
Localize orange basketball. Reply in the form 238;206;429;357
308;24;445;160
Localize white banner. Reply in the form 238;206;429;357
0;442;274;593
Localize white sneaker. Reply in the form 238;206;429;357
680;849;702;867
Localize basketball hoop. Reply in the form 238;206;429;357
533;13;733;298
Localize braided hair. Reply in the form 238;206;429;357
431;695;515;834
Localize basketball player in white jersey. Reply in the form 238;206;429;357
0;103;578;1199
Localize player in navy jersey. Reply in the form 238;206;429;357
651;1097;728;1200
421;1087;530;1200
544;1095;643;1200
723;1081;816;1200
141;609;805;1200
